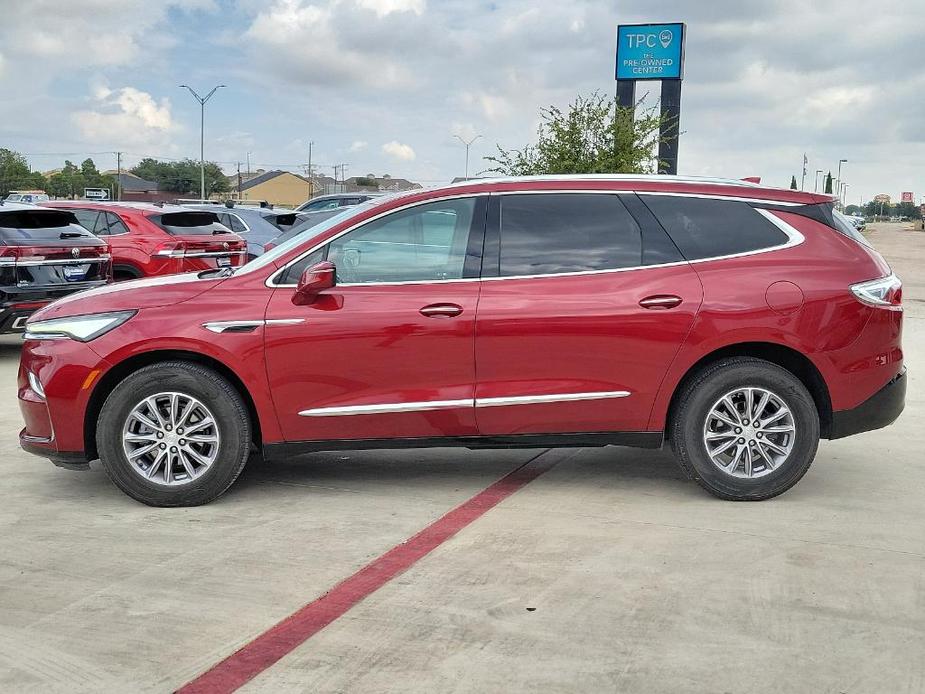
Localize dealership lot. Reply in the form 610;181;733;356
0;222;922;692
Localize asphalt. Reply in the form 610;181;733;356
0;222;922;693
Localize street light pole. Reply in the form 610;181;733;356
179;84;226;201
835;158;847;207
814;169;823;193
454;134;482;180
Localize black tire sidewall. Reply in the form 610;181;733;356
97;362;251;506
673;359;820;500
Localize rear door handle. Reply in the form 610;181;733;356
639;295;682;310
420;303;463;318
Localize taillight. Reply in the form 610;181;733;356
154;242;187;258
850;273;902;309
0;246;46;265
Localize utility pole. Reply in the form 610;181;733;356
814;169;823;192
237;162;242;199
307;141;314;198
116;151;122;201
835;158;847;204
246;152;251;176
454;134;482;179
800;153;807;191
179;84;227;201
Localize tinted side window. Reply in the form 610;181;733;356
327;198;476;284
225;214;248;233
498;194;641;276
307;199;340;211
642;196;789;260
103;212;129;235
70;209;101;233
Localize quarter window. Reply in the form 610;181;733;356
326;198;476;284
642;196;789;260
70;209;101;233
498;194;642;276
103;212;129;235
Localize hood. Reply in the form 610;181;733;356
29;272;225;322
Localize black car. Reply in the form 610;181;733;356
0;202;111;333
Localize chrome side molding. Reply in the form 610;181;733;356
202;318;305;334
298;390;631;417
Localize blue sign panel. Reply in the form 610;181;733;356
615;23;685;80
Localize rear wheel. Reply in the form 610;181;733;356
96;361;251;506
670;357;820;501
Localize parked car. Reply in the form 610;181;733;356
182;204;311;259
262;208;344;252
19;175;904;506
842;212;866;231
5;192;50;204
295;193;383;213
45;202;247;280
1;202;110;334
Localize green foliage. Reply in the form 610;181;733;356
44;158;115;199
485;91;669;175
844;204;861;216
824;171;833;194
790;175;798;190
131;158;229;196
354;176;377;188
0;148;46;197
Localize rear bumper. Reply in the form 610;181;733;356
830;367;906;439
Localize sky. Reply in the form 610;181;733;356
1;0;923;204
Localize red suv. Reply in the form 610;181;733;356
19;176;904;506
45;202;246;280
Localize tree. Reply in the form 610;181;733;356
130;158;229;196
790;175;798;190
844;204;861;216
0;148;45;197
354;176;377;188
824;171;833;194
485;91;668;175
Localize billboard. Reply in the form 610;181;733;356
615;23;685;80
901;191;914;203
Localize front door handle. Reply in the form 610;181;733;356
420;303;463;318
639;295;682;310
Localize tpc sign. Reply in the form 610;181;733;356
615;23;685;80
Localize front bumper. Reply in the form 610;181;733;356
830;367;906;439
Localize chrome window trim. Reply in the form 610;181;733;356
266;192;483;288
267;190;805;288
179;251;247;259
298;390;632;417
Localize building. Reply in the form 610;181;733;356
224;169;313;207
343;174;422;194
100;171;172;203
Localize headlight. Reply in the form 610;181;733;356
24;310;137;342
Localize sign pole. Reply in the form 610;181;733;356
657;80;682;175
616;80;636;110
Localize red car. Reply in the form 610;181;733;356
19;176;904;506
45;202;247;280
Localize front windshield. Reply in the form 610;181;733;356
236;198;385;275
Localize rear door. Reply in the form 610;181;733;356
473;192;703;436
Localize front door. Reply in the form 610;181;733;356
264;196;486;442
474;192;702;435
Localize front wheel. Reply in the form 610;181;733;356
670;357;820;501
96;361;252;506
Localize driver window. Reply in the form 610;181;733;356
325;198;475;284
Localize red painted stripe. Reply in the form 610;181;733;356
178;450;564;694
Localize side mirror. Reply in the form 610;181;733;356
293;261;336;305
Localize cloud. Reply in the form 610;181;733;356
349;140;368;152
355;0;425;17
72;86;174;146
382;141;416;161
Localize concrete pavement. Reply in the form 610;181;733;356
0;223;922;692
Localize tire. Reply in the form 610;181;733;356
669;357;820;501
113;266;141;282
96;361;252;506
